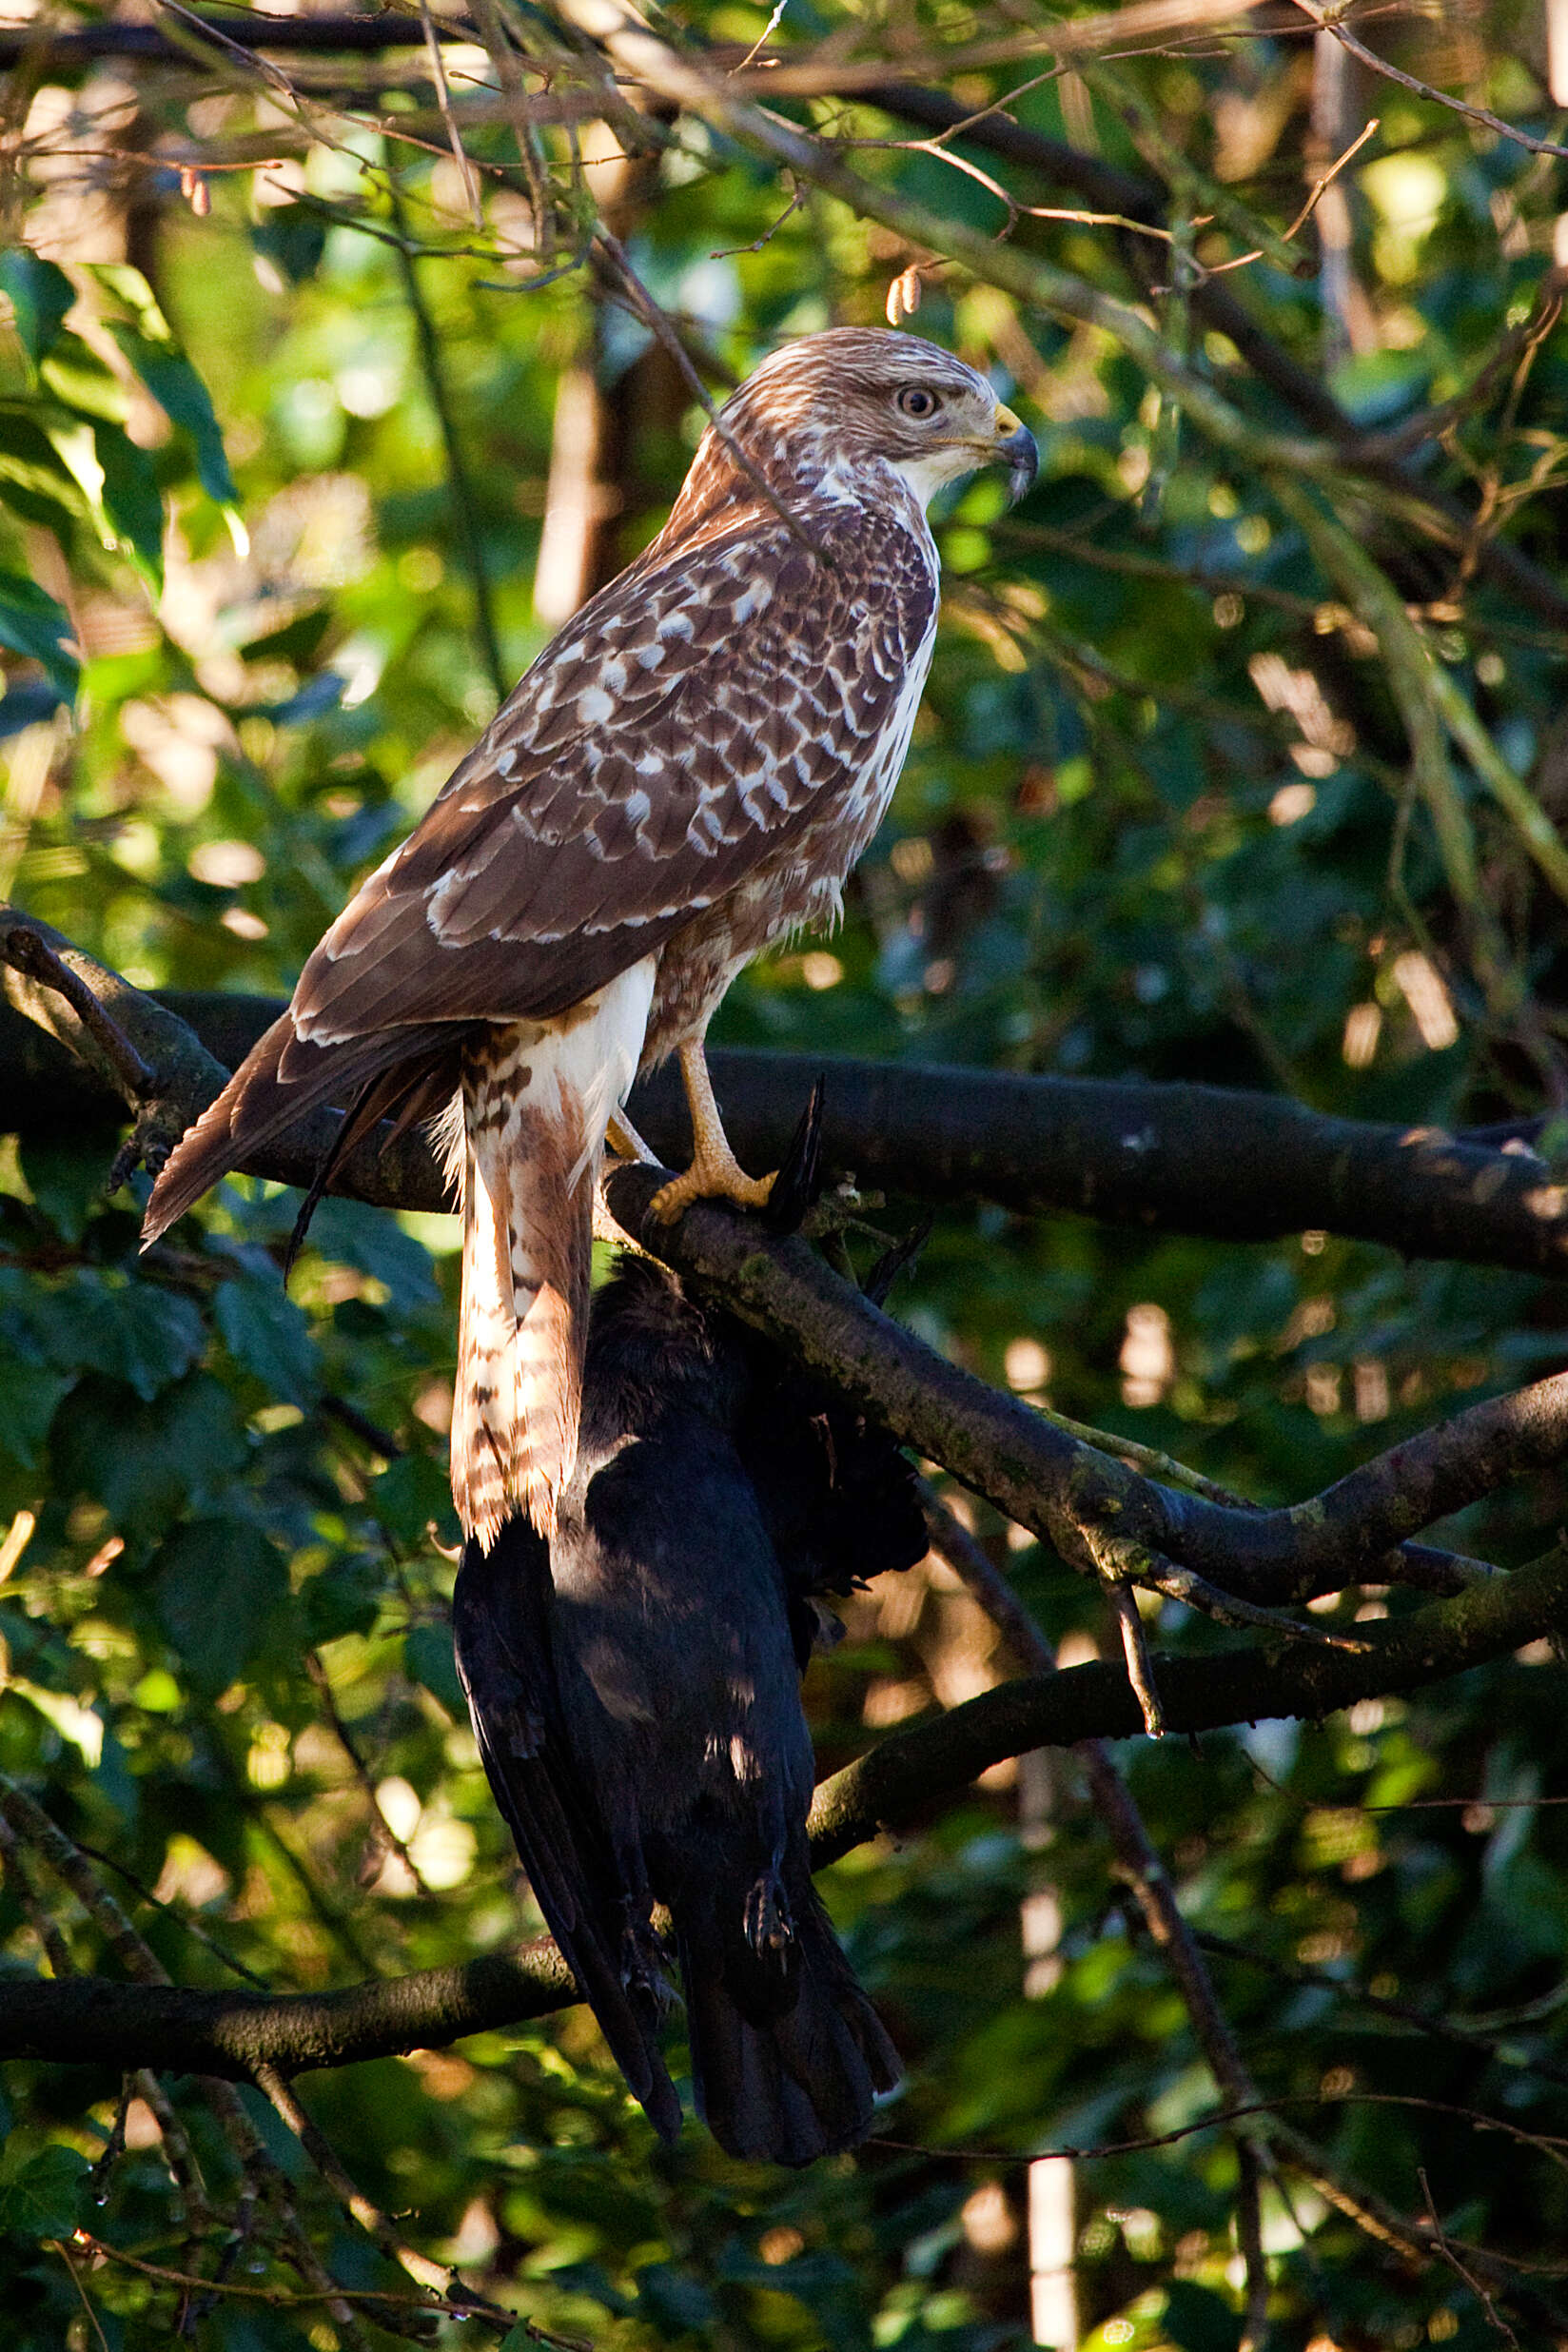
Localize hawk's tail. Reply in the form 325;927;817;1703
451;968;653;1549
452;1028;594;1548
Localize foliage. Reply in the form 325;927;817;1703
1;3;1568;2347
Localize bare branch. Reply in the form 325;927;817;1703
1294;0;1568;164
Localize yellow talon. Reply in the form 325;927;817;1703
650;1153;776;1225
651;1035;774;1224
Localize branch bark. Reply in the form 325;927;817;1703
9;961;1568;1281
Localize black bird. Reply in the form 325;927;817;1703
452;1251;926;2165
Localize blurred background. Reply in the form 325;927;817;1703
2;1;1568;2345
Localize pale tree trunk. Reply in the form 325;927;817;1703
1021;1748;1079;2349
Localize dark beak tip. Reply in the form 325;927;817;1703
1001;424;1039;505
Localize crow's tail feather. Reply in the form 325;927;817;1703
676;1866;899;2167
452;1529;682;2145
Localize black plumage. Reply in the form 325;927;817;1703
452;1253;926;2165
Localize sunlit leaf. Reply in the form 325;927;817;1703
0;250;73;372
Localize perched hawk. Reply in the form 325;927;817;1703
143;328;1037;1546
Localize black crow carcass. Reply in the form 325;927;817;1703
452;1251;925;2165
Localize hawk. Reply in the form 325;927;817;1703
143;327;1037;1547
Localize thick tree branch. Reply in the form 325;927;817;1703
805;1536;1568;1864
7;958;1568;1281
2;1544;1559;2080
606;1164;1567;1604
0;1942;577;2077
5;923;1564;1610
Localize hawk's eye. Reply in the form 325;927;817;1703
895;385;940;420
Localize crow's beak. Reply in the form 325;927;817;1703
993;403;1039;504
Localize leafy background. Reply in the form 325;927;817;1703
1;1;1568;2346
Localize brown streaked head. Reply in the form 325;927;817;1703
677;326;1038;520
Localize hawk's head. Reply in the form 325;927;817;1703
707;327;1038;514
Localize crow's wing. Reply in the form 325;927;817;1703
452;1522;680;2141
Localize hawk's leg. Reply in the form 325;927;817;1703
650;1037;776;1224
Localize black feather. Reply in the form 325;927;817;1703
454;1255;923;2163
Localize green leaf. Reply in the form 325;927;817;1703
0;1366;70;1471
17;1137;106;1245
302;1552;383;1644
637;2263;716;2334
309;1197;439;1311
153;1518;289;1695
114;333;238;508
0;2143;90;2242
1162;2279;1244;2352
53;1373;245;1543
214;1277;320;1406
404;1622;467;1721
92;265;238;510
91;420;165;584
82;1279;206;1402
39;331;130;423
0;250;74;370
249;209;327;285
370;1452;457;1548
0;400;89;530
0;571;76;702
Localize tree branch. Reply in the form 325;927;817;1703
2;1542;1559;2080
805;1535;1568;1864
8;958;1568;1283
6;923;1565;1613
605;1163;1568;1605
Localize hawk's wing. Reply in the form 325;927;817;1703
291;498;936;1051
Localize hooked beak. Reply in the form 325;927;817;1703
993;402;1039;504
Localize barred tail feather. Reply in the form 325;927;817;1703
452;1048;591;1548
450;961;655;1549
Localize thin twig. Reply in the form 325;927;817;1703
251;2062;505;2318
1196;110;1379;279
417;0;483;227
1107;1579;1166;1735
1418;2167;1523;2347
62;2232;590;2343
303;1652;435;1897
1235;2136;1270;2352
592;225;832;563
1294;0;1568;163
389;188;507;703
1132;1551;1373;1649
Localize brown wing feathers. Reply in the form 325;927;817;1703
141;1013;460;1245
